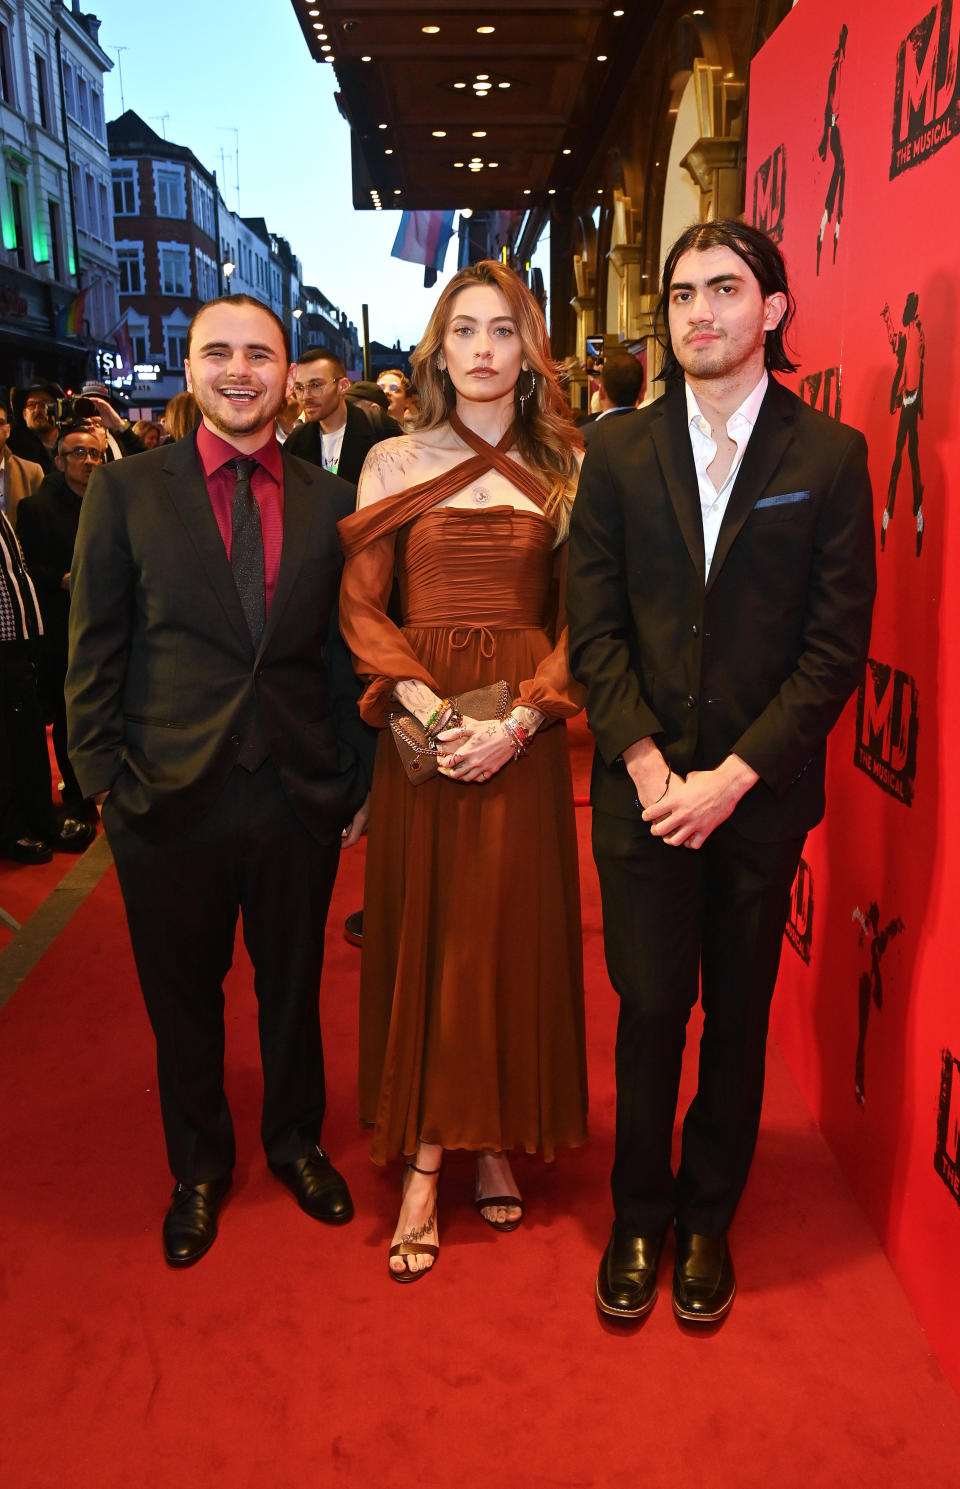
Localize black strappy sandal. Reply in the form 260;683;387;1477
389;1161;441;1283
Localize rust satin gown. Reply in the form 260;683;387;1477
338;416;588;1164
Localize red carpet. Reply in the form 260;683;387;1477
1;719;958;1487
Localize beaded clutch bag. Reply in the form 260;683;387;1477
388;680;512;785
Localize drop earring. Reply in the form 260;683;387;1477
519;369;537;414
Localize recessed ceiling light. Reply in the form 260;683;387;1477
562;148;571;155
394;189;401;195
470;156;482;162
325;55;334;61
454;162;464;168
472;130;487;137
308;7;319;14
454;81;466;89
476;74;489;81
477;25;495;34
488;162;499;168
613;7;624;13
460;208;473;218
523;188;531;195
320;44;330;51
384;148;393;155
422;25;439;33
548;188;556;195
498;82;510;89
597;54;608;62
378;122;388;130
432;130;447;137
361;55;372;62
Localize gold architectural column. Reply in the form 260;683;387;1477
679;58;745;220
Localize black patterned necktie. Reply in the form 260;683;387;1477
229;458;265;648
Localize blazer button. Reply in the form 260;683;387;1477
230;733;241;746
686;695;697;709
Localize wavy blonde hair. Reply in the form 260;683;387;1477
410;260;582;541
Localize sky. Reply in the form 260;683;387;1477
89;0;471;348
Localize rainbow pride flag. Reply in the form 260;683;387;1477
57;289;87;338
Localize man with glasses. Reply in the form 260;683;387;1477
284;349;391;485
9;381;63;474
16;426;104;818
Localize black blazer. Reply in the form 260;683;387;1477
15;470;82;657
283;400;394;486
567;377;877;842
65;434;375;845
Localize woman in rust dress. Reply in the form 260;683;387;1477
338;260;587;1281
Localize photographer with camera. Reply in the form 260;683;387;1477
8;381;62;474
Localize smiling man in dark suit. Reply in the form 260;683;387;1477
66;294;374;1267
568;220;875;1324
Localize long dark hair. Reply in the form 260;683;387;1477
656;219;797;381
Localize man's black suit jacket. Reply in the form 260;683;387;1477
283;401;394;486
568;377;877;842
65;433;374;845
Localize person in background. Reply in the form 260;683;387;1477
376;369;418;430
16;424;106;821
163;391;201;443
78;383;144;461
8;382;62;474
285;349;385;485
0;399;44;523
339;260;588;1283
131;420;161;450
581;353;645;446
0;401;93;862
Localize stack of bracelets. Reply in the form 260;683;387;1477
501;715;531;758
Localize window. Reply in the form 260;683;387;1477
49;199;62;280
117;246;142;294
77;75;90;131
166;329;188;366
112;165;137;216
0;22;14;107
34;52;49;130
98;182;110;241
62;58;78;119
160;245;189;295
84;172;98;237
71;163;85;231
155;166;184;219
191;174;214;236
10;181;26;269
127;318;148;364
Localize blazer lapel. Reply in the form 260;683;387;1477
650;385;706;583
162;436;251;646
706;377;795;592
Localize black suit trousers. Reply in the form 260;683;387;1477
104;759;341;1184
592;808;805;1237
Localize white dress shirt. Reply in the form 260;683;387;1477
685;372;768;579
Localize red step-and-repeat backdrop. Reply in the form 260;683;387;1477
748;0;960;1389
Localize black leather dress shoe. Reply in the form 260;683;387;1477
1;835;53;865
672;1228;736;1322
55;817;96;852
596;1222;665;1319
269;1146;354;1224
162;1174;232;1267
343;910;363;947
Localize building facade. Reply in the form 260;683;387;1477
0;0;116;391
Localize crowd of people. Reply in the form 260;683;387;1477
3;220;876;1325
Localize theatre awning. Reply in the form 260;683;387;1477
288;2;660;211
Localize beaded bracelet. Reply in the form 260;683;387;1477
425;698;454;735
502;715;531;758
